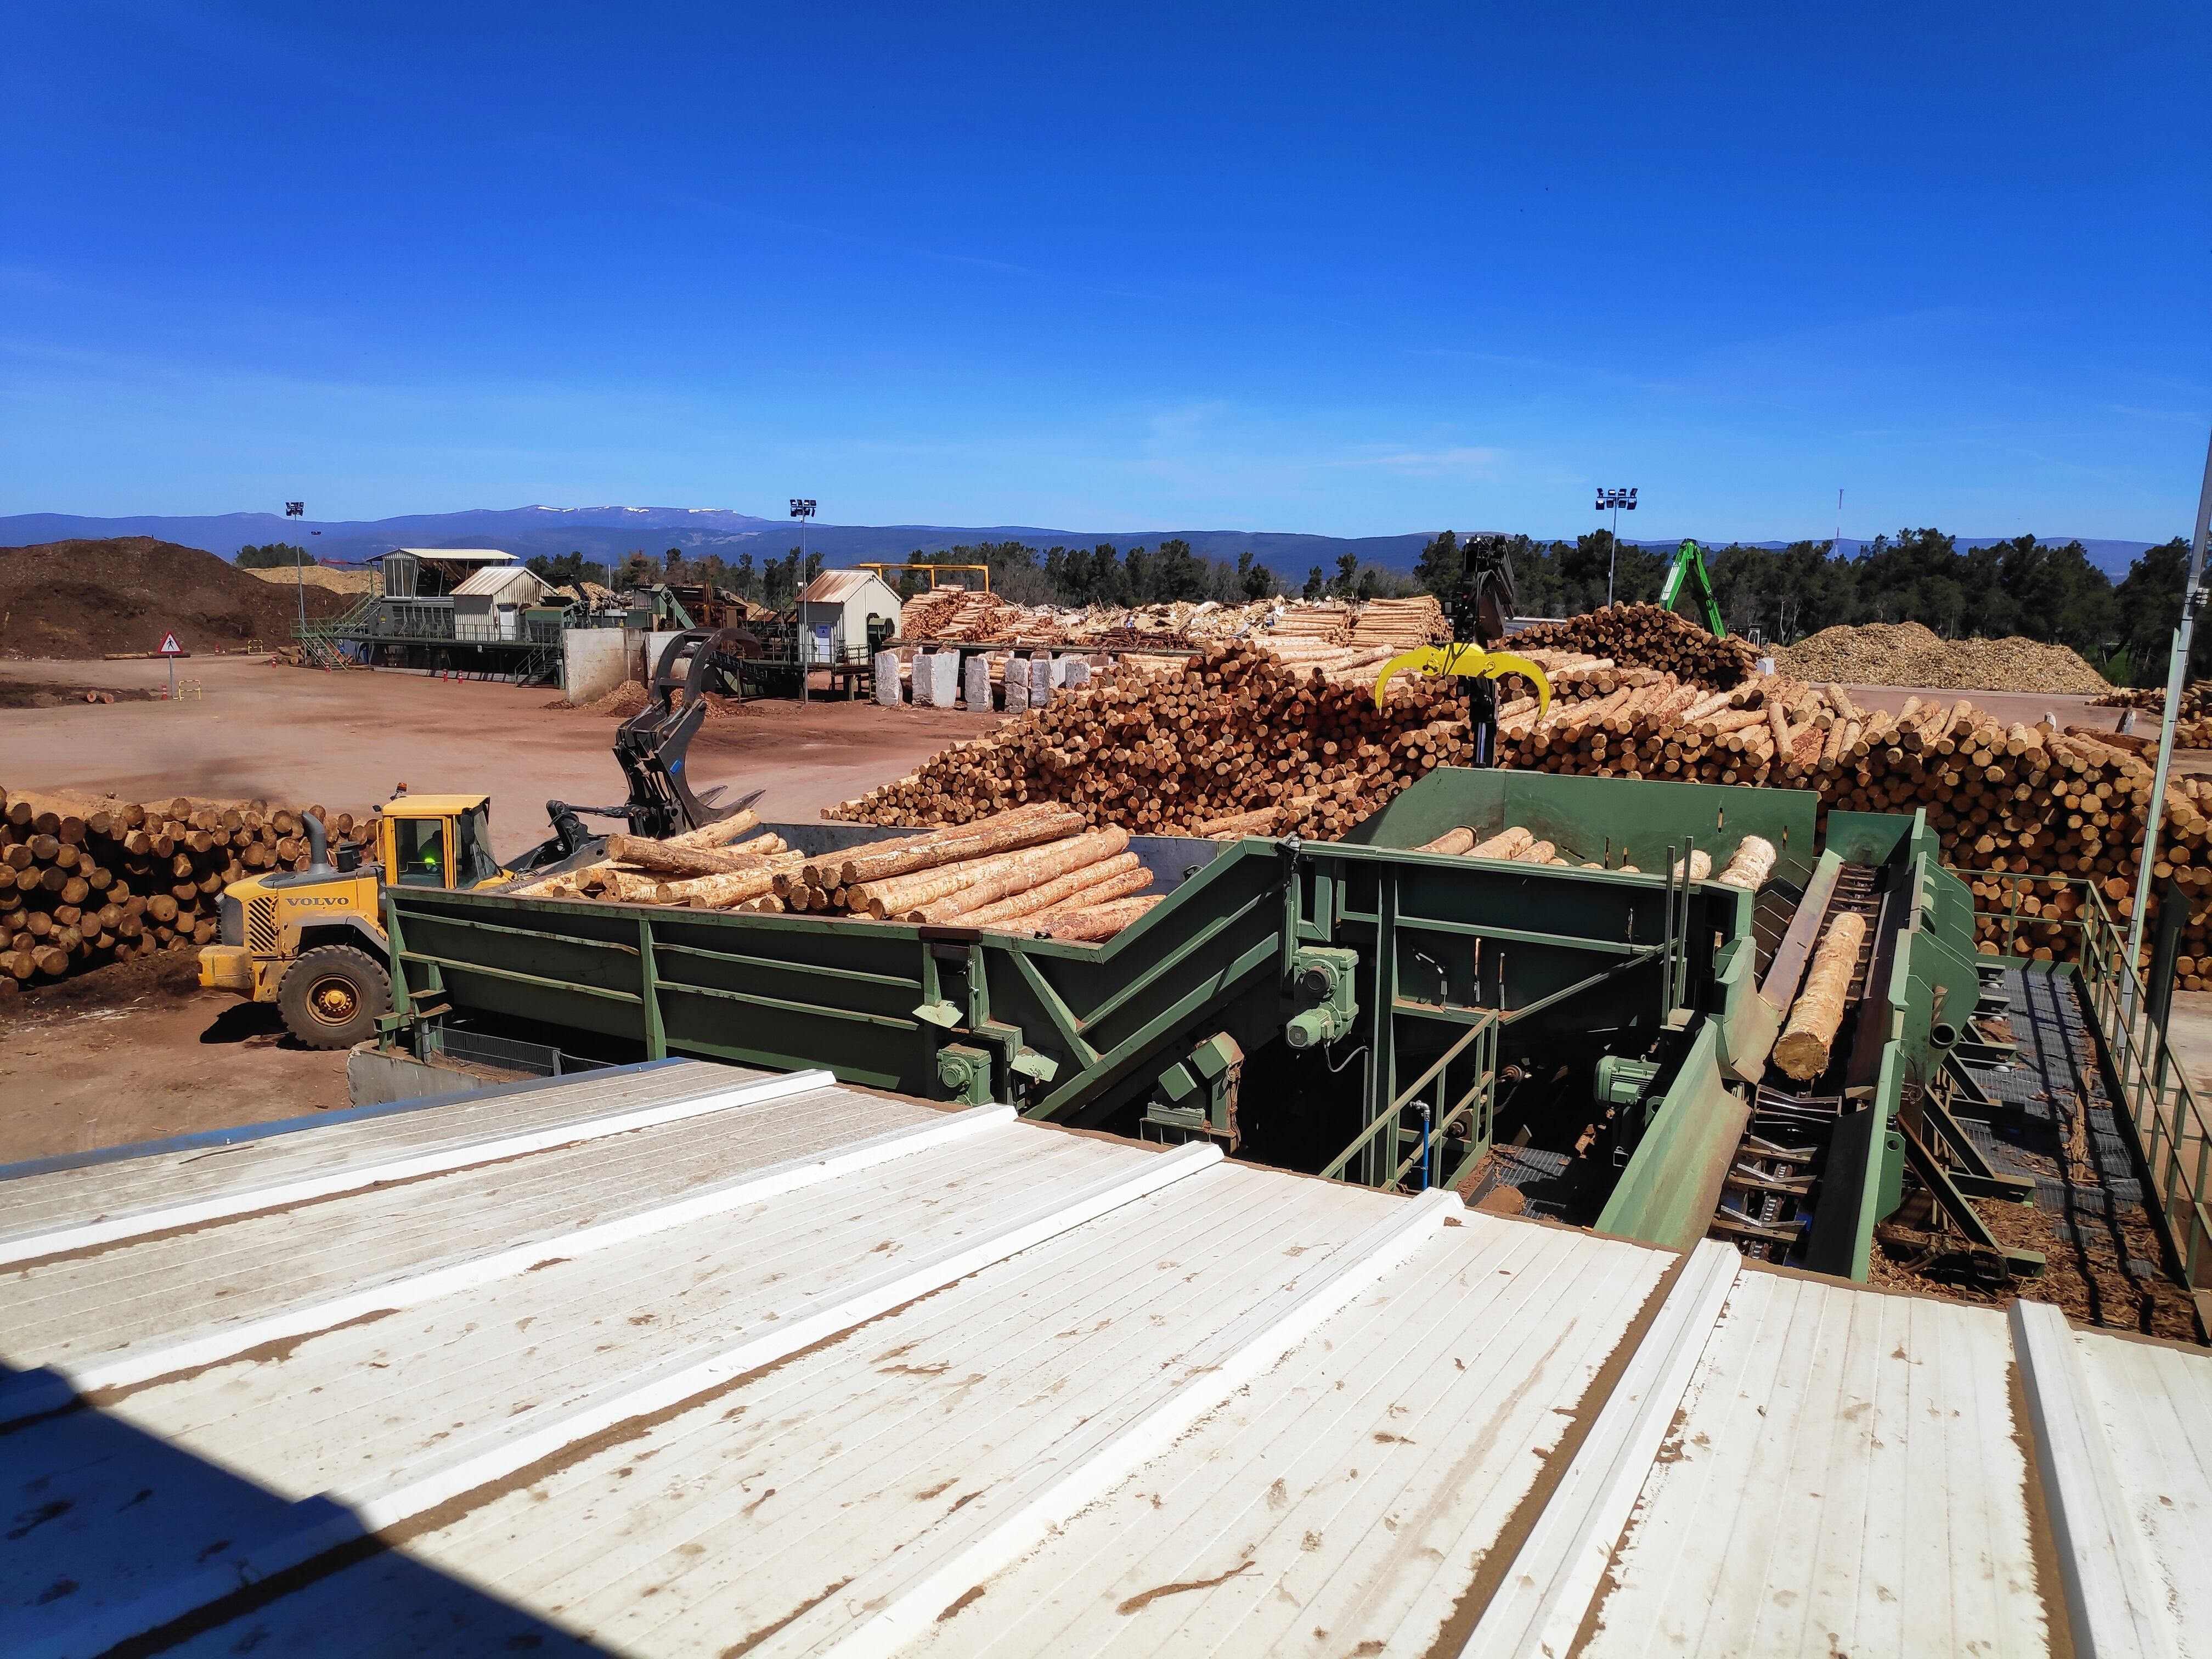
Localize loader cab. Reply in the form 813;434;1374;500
378;794;504;890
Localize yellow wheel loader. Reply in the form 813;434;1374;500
196;629;761;1048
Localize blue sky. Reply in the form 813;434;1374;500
3;3;2205;541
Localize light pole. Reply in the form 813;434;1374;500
1595;487;1637;607
285;501;307;654
2124;428;2212;984
790;498;816;704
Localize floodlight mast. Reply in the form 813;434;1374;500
790;498;817;704
2125;428;2212;987
285;501;307;653
1595;487;1637;606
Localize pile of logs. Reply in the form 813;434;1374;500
2;791;348;992
1347;596;1447;650
833;644;1476;843
514;804;1163;941
1407;822;1776;889
2090;680;2212;747
828;637;2212;969
1510;604;1759;688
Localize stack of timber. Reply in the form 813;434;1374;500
831;643;1477;843
1510;603;1760;688
512;804;1160;941
896;589;1056;645
833;636;2212;968
1266;603;1353;644
2090;680;2212;747
1346;595;1447;650
1;790;350;994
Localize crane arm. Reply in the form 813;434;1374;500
1660;539;1728;639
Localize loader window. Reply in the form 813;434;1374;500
455;809;501;886
392;817;448;887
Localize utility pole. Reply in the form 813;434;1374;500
2125;428;2212;985
1595;487;1638;606
789;498;816;706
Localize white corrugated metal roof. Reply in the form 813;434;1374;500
803;569;898;605
6;1063;2210;1658
375;546;516;563
448;565;551;598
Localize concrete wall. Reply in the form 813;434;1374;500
562;628;637;704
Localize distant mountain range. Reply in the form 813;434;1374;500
0;507;2166;582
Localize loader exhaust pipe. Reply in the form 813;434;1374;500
301;811;332;873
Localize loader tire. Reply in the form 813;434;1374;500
279;946;391;1049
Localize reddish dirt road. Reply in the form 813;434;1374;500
0;659;997;1150
0;657;997;856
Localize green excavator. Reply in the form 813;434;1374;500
1660;538;1728;637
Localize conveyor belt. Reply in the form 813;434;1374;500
1708;863;1883;1263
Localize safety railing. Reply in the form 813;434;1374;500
1956;867;2094;962
2072;882;2212;1289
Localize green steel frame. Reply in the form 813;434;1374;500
385;770;1796;1197
380;767;1982;1277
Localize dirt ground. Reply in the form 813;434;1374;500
0;950;354;1162
0;656;997;858
0;657;997;1156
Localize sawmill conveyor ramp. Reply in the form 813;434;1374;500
378;767;1987;1282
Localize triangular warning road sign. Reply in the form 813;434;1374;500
157;633;182;655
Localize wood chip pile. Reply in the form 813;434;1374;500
1510;604;1760;687
515;804;1162;941
1;791;353;993
1775;620;2111;694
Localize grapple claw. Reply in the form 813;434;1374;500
1372;644;1553;712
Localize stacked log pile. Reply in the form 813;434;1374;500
832;637;2212;968
833;644;1476;843
1;790;349;994
514;803;1160;940
1347;595;1447;650
2090;680;2212;747
1510;604;1759;687
896;589;1058;644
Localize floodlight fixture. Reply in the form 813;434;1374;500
1596;487;1638;606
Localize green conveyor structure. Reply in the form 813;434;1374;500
383;768;1985;1282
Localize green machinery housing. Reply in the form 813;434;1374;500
382;768;1985;1280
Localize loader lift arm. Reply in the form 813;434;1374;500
1660;538;1728;639
542;628;764;855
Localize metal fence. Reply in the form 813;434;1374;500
2070;883;2212;1290
1963;868;2095;960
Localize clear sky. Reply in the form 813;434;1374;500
3;3;2205;542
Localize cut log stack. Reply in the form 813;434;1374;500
1346;595;1448;650
832;643;1477;843
2090;679;2212;748
514;804;1161;942
1509;603;1760;689
828;631;2212;969
0;789;353;995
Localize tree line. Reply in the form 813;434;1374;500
234;542;313;568
524;526;2200;688
1411;528;2199;686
